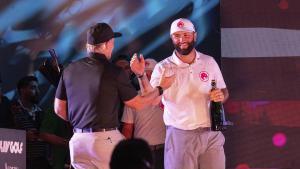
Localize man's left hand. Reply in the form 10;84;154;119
210;89;225;102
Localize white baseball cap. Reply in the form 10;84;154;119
170;18;195;35
145;58;157;71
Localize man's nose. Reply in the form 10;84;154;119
179;37;187;43
179;37;184;42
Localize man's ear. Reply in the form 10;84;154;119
102;42;107;49
193;32;197;42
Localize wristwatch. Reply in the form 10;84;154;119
156;86;164;95
137;72;145;78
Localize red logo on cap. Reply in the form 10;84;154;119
177;21;184;28
199;71;209;82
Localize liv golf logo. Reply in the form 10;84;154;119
0;128;26;169
0;140;23;154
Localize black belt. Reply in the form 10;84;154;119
73;127;118;133
150;144;164;151
195;127;211;132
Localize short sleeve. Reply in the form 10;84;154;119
211;58;226;89
150;63;162;87
117;69;138;101
121;105;135;124
55;72;67;100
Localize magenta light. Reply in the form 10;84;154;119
272;132;287;147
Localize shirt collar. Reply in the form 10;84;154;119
88;52;109;62
17;99;41;120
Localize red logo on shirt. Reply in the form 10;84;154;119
177;21;184;28
199;71;209;82
159;102;164;110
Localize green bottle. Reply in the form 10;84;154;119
210;80;233;131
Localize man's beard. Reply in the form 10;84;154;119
174;41;195;55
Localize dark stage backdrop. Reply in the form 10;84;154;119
221;0;300;169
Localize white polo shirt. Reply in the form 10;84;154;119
150;50;226;130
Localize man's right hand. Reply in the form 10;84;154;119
159;69;175;90
130;53;145;76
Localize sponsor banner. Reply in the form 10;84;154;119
0;128;26;169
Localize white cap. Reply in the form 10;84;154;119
170;18;195;35
145;58;157;71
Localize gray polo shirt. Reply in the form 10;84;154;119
122;103;166;146
55;52;137;129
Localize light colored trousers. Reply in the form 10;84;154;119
69;130;124;169
164;126;225;169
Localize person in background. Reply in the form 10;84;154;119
113;55;132;78
39;107;72;169
122;58;165;169
0;74;14;129
38;55;73;169
113;54;140;90
11;75;51;169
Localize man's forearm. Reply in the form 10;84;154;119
54;98;68;121
122;123;134;139
141;86;161;103
125;87;161;111
137;73;154;96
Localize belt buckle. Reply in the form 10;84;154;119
198;127;211;132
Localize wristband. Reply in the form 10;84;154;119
156;86;164;95
137;73;144;78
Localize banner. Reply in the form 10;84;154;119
0;128;26;169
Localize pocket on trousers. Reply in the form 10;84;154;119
165;128;175;153
215;131;225;146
